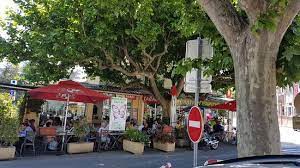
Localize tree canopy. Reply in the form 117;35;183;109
175;14;300;91
0;0;217;115
0;0;298;107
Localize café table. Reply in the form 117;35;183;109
56;131;75;151
108;132;124;150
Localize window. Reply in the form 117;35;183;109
287;106;292;116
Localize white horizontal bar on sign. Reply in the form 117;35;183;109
189;120;201;128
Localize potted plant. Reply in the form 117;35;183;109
153;132;175;152
67;119;94;154
175;126;188;147
0;93;19;160
123;129;149;154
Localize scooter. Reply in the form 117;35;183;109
190;132;219;150
202;132;219;150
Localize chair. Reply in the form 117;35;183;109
39;127;57;152
20;131;36;156
96;130;110;152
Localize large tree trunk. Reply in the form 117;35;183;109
148;77;184;120
233;31;281;157
198;0;299;158
160;100;171;118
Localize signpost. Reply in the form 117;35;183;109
184;38;213;94
184;38;211;167
10;80;17;101
187;106;204;167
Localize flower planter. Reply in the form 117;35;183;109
0;146;15;160
123;139;144;154
67;142;94;154
153;142;175;152
176;139;188;147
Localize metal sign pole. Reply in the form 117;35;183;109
193;37;202;168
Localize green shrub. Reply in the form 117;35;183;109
0;93;19;147
124;129;149;144
73;118;90;142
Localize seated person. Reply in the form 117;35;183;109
29;119;36;132
142;122;151;135
20;123;34;142
98;122;110;143
45;121;52;127
204;122;212;133
213;120;224;133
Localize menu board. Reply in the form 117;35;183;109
108;97;127;131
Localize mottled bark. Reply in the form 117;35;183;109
232;31;281;157
198;0;299;157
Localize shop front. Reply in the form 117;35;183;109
86;92;145;126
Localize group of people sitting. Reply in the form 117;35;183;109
125;118;163;135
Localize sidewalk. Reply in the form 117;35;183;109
280;127;300;145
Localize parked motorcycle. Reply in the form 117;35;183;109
190;132;219;150
202;132;219;150
231;128;237;145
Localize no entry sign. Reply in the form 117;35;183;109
187;106;204;143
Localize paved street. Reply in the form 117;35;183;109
280;127;300;155
0;127;299;168
1;142;299;168
0;144;236;168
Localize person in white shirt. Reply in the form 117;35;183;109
98;121;110;143
20;123;34;142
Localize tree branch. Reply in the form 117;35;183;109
153;43;169;58
100;48;150;77
275;0;300;43
239;0;267;24
176;77;185;97
122;46;140;71
144;42;168;72
148;76;167;105
154;55;162;72
198;0;247;45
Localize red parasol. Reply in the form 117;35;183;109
28;80;109;103
28;80;110;151
210;100;236;111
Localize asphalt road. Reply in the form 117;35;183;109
0;144;236;168
1;142;299;168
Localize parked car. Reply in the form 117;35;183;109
199;155;300;167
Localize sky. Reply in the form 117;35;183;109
0;0;16;68
0;0;16;17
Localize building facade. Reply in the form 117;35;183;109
277;83;299;127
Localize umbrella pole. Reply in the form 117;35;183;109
61;94;70;152
154;103;157;119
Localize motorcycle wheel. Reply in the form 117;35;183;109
210;143;219;150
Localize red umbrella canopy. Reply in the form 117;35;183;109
28;80;110;103
210;100;236;111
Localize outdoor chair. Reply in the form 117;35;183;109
39;127;57;152
20;131;36;156
96;130;110;152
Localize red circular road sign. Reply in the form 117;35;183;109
187;106;204;143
